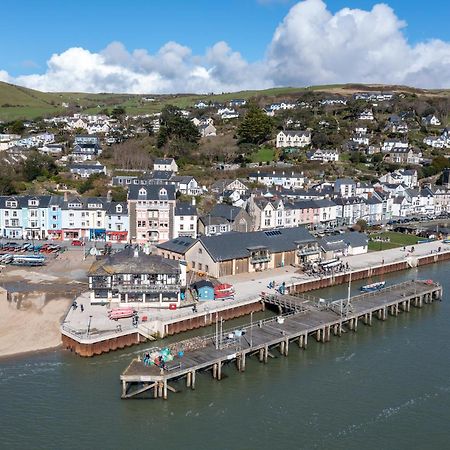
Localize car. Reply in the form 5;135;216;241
71;239;85;246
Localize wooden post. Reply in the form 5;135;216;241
368;312;372;326
186;371;191;388
304;333;308;349
158;382;163;398
213;363;217;379
241;353;246;371
154;383;158;398
280;341;285;355
217;362;222;381
121;381;127;398
259;348;264;362
163;380;168;400
284;338;289;356
316;328;321;342
191;371;196;390
354;318;358;332
264;345;268;363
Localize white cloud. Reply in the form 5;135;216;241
3;0;450;93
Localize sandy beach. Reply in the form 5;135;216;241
0;248;91;358
0;289;72;358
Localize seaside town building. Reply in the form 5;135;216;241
88;247;186;308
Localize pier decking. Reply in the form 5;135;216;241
120;279;442;399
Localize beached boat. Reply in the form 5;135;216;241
214;283;235;300
361;281;386;292
108;308;136;320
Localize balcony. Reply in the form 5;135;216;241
91;281;111;289
251;255;271;264
297;246;320;256
116;283;181;293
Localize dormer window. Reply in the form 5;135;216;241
159;188;167;196
28;199;38;207
116;205;122;213
139;188;146;196
6;200;17;208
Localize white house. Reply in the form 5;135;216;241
422;115;441;126
153;158;178;173
358;110;374;121
307;148;339;162
276;130;312;148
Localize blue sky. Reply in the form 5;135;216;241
1;0;449;76
1;0;450;92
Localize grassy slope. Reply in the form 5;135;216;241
1;81;449;122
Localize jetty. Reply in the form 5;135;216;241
120;279;442;399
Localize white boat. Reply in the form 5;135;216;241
361;281;386;292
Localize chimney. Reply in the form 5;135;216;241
63;191;68;202
192;197;196;206
106;190;112;202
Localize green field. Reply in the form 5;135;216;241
368;231;425;251
251;147;276;163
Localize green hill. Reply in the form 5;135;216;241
0;80;447;122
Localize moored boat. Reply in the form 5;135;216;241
360;281;386;292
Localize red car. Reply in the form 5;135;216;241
71;239;85;246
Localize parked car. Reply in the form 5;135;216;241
71;239;85;246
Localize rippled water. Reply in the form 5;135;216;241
0;263;449;450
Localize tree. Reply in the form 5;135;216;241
354;219;368;232
22;152;58;182
9;120;25;135
111;106;126;119
237;103;274;145
157;105;200;149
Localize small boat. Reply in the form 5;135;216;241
443;239;450;244
214;283;235;300
108;308;136;320
361;281;386;292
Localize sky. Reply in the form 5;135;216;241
1;0;450;93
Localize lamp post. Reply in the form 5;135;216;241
87;315;93;337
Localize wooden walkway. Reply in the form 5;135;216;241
120;280;442;399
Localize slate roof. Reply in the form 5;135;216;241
320;232;368;252
88;248;180;276
210;204;243;222
175;202;197;216
199;216;230;226
198;226;316;262
128;184;176;201
154;158;175;165
156;236;196;254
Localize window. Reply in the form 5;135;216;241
205;265;209;273
192;262;196;269
198;263;203;271
198;248;203;254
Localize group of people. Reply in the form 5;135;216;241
303;261;350;278
267;280;286;294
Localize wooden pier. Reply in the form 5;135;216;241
120;280;442;399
